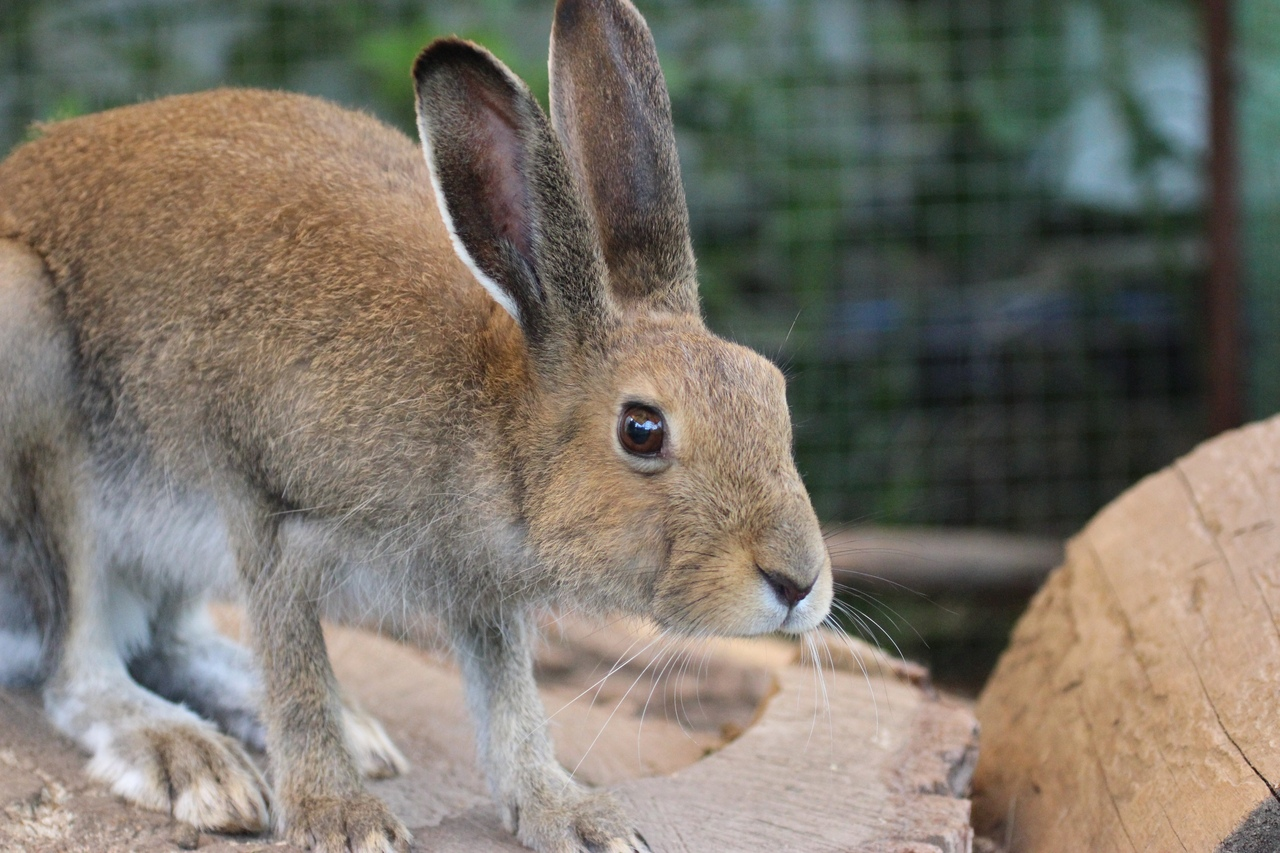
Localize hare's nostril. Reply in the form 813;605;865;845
758;567;812;608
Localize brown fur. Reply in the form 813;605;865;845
0;1;831;851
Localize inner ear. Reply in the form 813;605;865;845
466;83;535;268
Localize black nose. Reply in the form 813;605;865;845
759;568;813;608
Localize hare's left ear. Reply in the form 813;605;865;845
414;38;615;354
550;0;699;315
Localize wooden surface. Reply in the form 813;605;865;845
973;415;1280;852
0;616;977;852
826;526;1062;595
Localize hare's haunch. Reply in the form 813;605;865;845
0;1;832;850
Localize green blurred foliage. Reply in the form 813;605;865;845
0;0;1215;533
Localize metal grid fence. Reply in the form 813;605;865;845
0;0;1212;535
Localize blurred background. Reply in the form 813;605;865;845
1;0;1274;690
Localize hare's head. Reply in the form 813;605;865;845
414;0;832;636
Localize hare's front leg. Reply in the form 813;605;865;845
454;614;650;853
240;529;410;853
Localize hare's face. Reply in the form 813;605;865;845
411;7;830;638
526;315;832;637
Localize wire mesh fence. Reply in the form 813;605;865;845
0;0;1214;535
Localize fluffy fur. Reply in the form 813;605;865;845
0;1;833;851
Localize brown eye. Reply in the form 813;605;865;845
618;404;665;456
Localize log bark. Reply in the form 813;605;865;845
973;415;1280;852
0;616;977;852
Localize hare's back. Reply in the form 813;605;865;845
0;88;459;308
0;89;505;512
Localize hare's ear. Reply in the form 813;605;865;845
414;39;613;348
550;0;698;315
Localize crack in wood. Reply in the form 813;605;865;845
1174;463;1280;644
1074;687;1141;853
1210;703;1280;807
1184;651;1280;807
1158;799;1192;852
1173;464;1244;602
1084;538;1198;845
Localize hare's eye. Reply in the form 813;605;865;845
619;405;665;456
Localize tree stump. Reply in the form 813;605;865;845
0;616;977;852
973;415;1280;851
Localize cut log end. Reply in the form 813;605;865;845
973;416;1280;852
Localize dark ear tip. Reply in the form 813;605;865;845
554;0;586;30
412;37;485;86
555;0;631;32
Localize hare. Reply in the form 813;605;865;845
0;0;833;850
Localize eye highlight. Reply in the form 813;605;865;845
618;404;665;457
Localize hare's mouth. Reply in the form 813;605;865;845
778;596;831;635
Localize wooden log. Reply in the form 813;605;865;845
972;415;1280;851
0;616;978;852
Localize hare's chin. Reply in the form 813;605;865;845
773;590;832;635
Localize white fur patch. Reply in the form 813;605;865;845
104;586;151;659
342;700;409;779
95;487;236;601
88;746;165;809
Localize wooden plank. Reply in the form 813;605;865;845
973;416;1280;851
826;526;1062;595
0;617;977;852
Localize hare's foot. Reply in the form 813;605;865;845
506;771;649;853
340;692;409;779
89;720;270;831
46;667;270;832
280;792;411;853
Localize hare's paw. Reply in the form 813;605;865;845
87;721;270;832
511;785;649;853
341;699;409;779
282;792;411;853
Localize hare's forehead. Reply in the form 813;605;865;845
612;334;789;426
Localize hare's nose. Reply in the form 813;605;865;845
758;567;813;608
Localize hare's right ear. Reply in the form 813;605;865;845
413;39;614;350
550;0;698;315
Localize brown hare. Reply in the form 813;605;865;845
0;0;833;850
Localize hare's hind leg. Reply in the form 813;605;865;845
0;238;270;832
130;595;408;778
128;596;268;751
0;238;73;687
45;598;272;833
